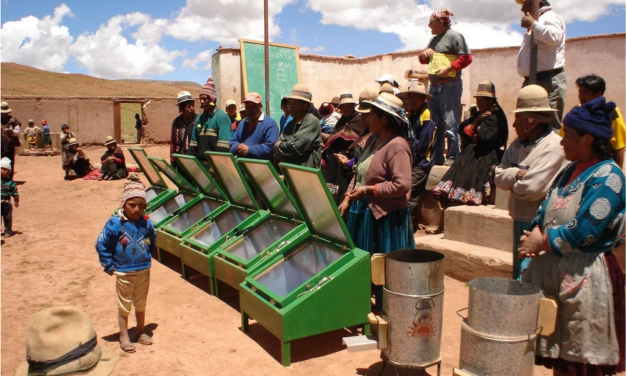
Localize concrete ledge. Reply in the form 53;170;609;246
444;205;513;252
414;235;513;282
494;189;510;211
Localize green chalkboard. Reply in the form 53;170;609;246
239;39;301;121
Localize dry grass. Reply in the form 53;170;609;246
1;63;202;97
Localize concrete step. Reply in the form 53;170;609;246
414;235;513;282
494;188;510;211
444;205;513;253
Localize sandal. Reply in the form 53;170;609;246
138;333;153;346
120;342;136;353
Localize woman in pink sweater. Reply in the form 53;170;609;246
338;92;415;312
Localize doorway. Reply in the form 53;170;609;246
113;101;143;144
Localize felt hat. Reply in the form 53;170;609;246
366;92;407;121
61;124;69;130
318;103;335;116
243;92;262;104
398;81;432;100
1;101;11;114
474;80;497;99
68;138;78;146
104;136;116;146
1;157;12;171
200;77;217;101
375;74;399;87
511;85;557;113
330;96;340;106
225;99;237;108
338;93;357;106
176;91;194;105
120;180;147;207
379;83;395;95
355;89;379;113
28;119;35;124
563;96;615;140
287;84;313;103
15;307;119;376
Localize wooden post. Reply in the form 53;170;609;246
529;0;540;84
264;0;271;116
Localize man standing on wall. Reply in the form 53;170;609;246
187;77;232;167
419;8;472;166
230;92;278;161
516;0;566;131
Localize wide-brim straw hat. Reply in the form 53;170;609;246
16;307;119;376
356;89;379;113
176;91;194;105
68;138;79;146
474;80;497;99
379;83;395;95
338;93;357;106
286;84;313;103
398;82;433;100
511;85;557;113
1;101;11;114
366;92;406;121
104;136;116;146
330;96;340;106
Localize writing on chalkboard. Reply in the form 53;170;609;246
239;39;302;121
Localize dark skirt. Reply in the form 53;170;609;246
432;144;499;205
322;138;354;205
535;251;625;376
101;161;128;180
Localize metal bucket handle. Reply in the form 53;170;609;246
456;307;468;319
415;297;434;310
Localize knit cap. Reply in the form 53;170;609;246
563;96;615;140
1;157;11;172
120;179;147;208
200;77;217;102
318;102;335;116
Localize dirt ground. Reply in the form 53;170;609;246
1;145;557;376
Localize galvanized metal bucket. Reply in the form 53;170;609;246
459;319;538;376
381;249;445;366
467;277;542;337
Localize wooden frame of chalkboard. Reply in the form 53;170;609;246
238;39;302;121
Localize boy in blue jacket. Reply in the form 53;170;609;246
95;179;156;353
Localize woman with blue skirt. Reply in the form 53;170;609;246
338;92;415;312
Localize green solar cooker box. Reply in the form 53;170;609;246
178;152;269;293
211;158;309;298
239;164;371;367
127;147;177;212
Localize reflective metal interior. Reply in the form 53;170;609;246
210;154;254;207
253;242;342;298
176;157;221;197
223;219;297;262
151;159;196;193
240;162;299;218
164;199;222;233
149;193;195;224
188;208;252;247
129;149;166;187
145;186;164;201
283;168;348;245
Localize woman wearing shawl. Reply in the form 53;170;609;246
99;136;128;181
338;92;415;312
518;96;625;375
63;138;94;180
432;81;508;205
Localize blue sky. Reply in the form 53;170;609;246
1;0;625;84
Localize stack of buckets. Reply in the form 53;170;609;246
455;277;549;376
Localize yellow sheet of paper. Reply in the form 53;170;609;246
428;53;457;77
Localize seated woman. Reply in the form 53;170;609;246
432;81;508;205
338;92;414;312
63;138;94;180
518;96;625;375
99;136;127;181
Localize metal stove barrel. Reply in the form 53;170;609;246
381;249;444;367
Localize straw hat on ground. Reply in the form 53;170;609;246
366;92;406;121
15;307;119;376
474;80;497;99
287;84;313;103
398;82;433;100
356;89;379;113
1;101;11;114
104;136;116;146
511;85;557;114
176;91;194;105
338;93;357;106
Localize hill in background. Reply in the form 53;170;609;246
1;63;203;97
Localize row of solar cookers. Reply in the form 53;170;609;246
128;148;371;367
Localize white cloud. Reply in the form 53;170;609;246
166;0;298;47
301;46;325;53
182;49;213;69
1;4;74;72
69;13;184;79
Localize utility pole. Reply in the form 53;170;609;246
529;0;539;84
264;0;270;116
